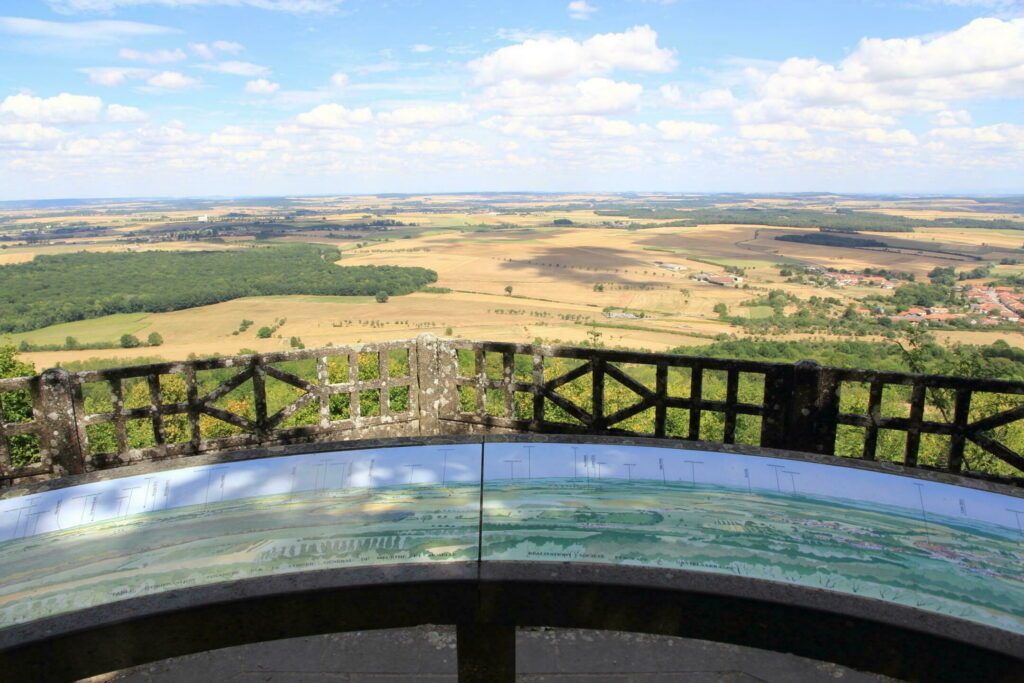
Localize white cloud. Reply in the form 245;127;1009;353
0;93;104;123
82;66;151;86
657;119;720;140
931;109;972;127
411;44;434;53
568;0;597;20
212;40;243;53
189;41;243;61
209;125;262;146
745;17;1024;114
330;72;350;88
857;128;919;145
47;0;342;12
147;71;201;89
118;47;186;64
660;85;738;110
470;25;675;84
739;123;810;141
405;139;482;156
245;78;280;94
106;103;147;122
0;122;64;146
0;16;175;42
199;61;270;77
928;123;1024;146
378;104;472;127
480;77;643;117
295;103;373;128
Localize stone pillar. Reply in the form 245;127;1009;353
786;359;840;456
415;334;456;435
38;368;85;476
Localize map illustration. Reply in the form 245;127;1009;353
0;445;482;628
0;441;1021;636
482;443;1024;635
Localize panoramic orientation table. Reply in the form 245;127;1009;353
0;436;1021;681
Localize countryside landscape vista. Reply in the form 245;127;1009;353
3;0;1024;475
2;1;1024;680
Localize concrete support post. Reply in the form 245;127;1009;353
38;368;85;476
456;623;515;683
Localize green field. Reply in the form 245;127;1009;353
4;313;150;347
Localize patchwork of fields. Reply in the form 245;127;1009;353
3;193;1024;369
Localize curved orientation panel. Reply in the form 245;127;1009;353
0;438;1021;681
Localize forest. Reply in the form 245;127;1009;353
596;207;1024;232
0;244;437;333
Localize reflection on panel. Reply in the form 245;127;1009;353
481;443;1024;635
0;445;481;628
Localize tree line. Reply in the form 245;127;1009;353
0;244;437;333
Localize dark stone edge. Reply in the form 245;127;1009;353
0;562;1021;683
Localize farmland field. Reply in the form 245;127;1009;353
3;192;1024;370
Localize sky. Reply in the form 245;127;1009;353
0;0;1022;199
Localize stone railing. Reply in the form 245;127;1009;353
2;335;1024;486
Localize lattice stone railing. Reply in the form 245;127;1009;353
2;335;1024;486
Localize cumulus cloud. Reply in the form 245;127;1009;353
295;103;373;128
106;103;148;122
0;122;65;148
199;60;270;77
245;78;280;94
567;0;597;20
0;93;104;123
330;72;350;88
657;119;720;140
405;139;482;156
480;77;643;117
931;109;972;127
146;71;201;89
378;104;472;127
470;25;675;84
856;127;919;145
189;41;243;60
745;17;1024;113
739;123;811;141
660;85;737;110
118;47;186;64
81;66;150;86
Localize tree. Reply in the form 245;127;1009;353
593;283;604;292
120;334;141;348
256;326;273;338
0;345;37;466
713;303;729;317
64;336;79;350
505;285;513;296
375;291;389;303
147;332;164;346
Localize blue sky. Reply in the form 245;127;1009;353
1;0;1022;198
